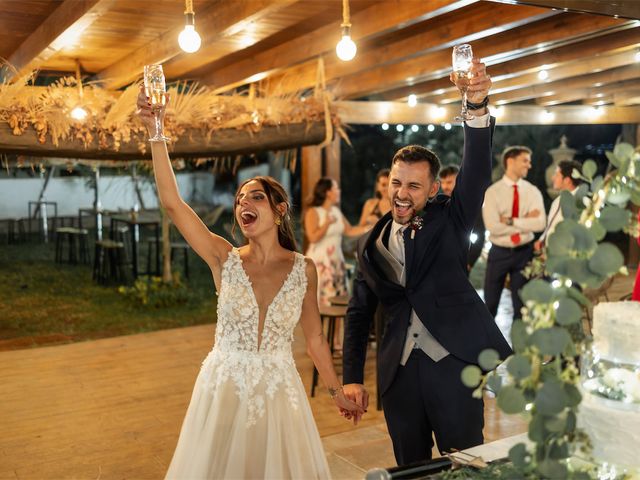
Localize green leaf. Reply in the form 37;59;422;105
591;176;604;195
631;188;640;206
599;205;631;232
589;242;624;276
520;279;554;304
566;258;592;285
555;297;582;326
587;219;606;241
530;327;571;356
566;411;577;433
549;441;570;459
507;354;532;380
486;371;503;394
497;385;527;414
608;189;631;206
511;321;528;352
605;150;620;168
582;159;597;180
508;443;530;469
547;228;574;257
566;221;597;252
528;413;549;443
538;459;568;479
566;286;591;308
535;379;569;415
559;191;578;220
545;414;567;433
546;255;571;277
461;365;482;388
613;142;634;161
564;384;582;407
478;349;501;371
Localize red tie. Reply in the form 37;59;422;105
510;184;521;245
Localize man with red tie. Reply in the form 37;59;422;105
482;146;545;321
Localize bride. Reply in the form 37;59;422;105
136;88;363;479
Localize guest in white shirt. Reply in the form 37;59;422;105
482;146;546;321
534;160;583;252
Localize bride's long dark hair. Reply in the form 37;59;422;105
233;176;298;252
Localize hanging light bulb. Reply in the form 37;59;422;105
178;0;201;53
70;59;88;121
336;0;357;61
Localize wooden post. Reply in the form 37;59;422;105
325;135;341;185
301;145;322;251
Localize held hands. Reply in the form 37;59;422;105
333;390;365;424
135;85;169;137
340;383;369;425
449;58;491;105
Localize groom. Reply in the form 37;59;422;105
343;59;512;465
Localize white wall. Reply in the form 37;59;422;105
0;173;215;219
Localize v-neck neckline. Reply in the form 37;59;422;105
232;248;298;350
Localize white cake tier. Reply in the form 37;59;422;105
578;387;640;470
592;301;640;364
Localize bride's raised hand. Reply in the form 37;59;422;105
135;85;169;137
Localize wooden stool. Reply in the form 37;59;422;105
93;240;129;285
311;304;347;397
55;227;90;264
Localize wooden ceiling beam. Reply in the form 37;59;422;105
535;78;640;106
198;0;476;91
336;100;640;125
381;26;640;101
264;2;555;96
487;0;640;20
491;63;640;104
4;0;115;81
428;47;640;104
95;0;295;90
333;13;629;99
614;90;640;106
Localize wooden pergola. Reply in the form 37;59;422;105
1;0;639;188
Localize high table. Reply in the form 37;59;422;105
110;211;161;279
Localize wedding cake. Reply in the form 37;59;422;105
578;301;640;472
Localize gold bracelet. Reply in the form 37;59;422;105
328;385;343;399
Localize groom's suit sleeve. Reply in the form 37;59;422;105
343;261;378;385
450;117;495;233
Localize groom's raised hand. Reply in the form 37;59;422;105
449;58;492;106
343;383;369;425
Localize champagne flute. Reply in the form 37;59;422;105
452;44;474;122
143;64;170;141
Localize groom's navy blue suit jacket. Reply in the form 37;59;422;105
343;118;512;396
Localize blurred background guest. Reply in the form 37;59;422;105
483;146;545;322
358;169;391;226
535;159;583;253
438;164;459;197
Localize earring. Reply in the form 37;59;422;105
275;216;282;226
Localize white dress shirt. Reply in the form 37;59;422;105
483;175;546;248
540;187;578;246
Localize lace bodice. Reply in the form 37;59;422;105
199;248;309;425
213;248;307;354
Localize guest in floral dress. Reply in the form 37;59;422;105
304;178;372;350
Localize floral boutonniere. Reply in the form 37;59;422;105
409;210;425;239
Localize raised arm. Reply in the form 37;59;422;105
342;210;372;237
299;258;364;421
136;88;231;272
304;208;333;244
358;198;377;226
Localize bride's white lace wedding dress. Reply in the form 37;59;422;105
165;248;331;479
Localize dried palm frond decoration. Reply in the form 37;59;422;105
0;60;345;163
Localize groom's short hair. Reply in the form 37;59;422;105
391;145;440;181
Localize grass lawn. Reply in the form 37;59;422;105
0;238;217;350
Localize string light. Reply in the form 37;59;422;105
178;0;201;53
408;94;417;107
411;124;419;132
336;0;357;61
427;124;435;132
538;68;549;80
381;123;389;130
396;124;404;132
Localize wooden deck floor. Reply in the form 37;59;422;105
2;271;634;479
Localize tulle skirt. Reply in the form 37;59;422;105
165;348;331;479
